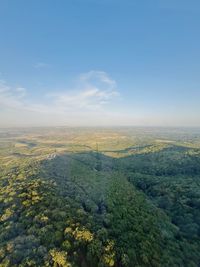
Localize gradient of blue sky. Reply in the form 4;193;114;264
0;0;200;127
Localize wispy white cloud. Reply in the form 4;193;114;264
0;80;26;110
49;70;119;110
34;62;51;69
0;71;119;118
80;70;116;88
15;87;27;98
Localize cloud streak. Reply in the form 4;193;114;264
0;71;119;117
49;71;119;110
0;80;26;110
34;62;51;69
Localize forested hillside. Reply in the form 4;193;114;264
0;127;200;267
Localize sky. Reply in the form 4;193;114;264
0;0;200;127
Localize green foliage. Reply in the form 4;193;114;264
1;127;200;266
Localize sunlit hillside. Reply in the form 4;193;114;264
1;127;200;266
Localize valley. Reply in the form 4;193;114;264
0;127;200;267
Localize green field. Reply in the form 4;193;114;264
1;127;200;267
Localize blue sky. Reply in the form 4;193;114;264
0;0;200;127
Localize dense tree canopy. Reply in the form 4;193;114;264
0;128;200;266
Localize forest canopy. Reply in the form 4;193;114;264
0;127;200;267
